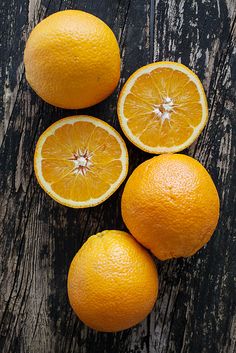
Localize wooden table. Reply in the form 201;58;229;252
1;1;235;352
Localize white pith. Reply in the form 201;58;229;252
118;62;208;153
153;97;174;122
69;149;93;175
35;116;128;208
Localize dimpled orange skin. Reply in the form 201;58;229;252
24;10;120;109
67;230;158;332
121;154;220;260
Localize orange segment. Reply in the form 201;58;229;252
42;159;74;183
34;116;128;208
118;61;208;154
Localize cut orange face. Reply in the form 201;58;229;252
34;116;128;208
117;61;208;154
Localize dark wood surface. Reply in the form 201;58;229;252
1;0;236;352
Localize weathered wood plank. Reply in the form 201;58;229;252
0;0;235;353
150;1;236;353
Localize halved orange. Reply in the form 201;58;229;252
34;116;128;208
117;61;208;154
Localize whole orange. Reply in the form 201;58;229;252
67;230;158;332
24;10;120;109
121;154;220;260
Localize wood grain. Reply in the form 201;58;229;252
0;0;235;352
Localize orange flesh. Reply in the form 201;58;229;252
123;68;202;148
41;122;123;202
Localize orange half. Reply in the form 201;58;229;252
117;61;208;153
34;116;128;208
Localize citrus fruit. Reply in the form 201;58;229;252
121;154;220;260
34;116;128;208
67;230;158;332
24;10;120;109
117;61;208;153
